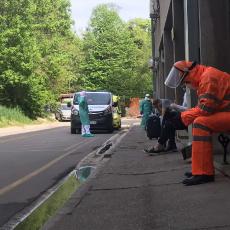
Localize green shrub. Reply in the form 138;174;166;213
0;105;33;127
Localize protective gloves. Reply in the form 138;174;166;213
163;108;187;130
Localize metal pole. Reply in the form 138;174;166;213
150;18;156;99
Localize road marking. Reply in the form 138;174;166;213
17;140;91;152
0;140;90;153
64;139;89;151
0;138;96;196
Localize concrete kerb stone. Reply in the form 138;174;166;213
42;126;132;230
1;126;131;230
74;128;129;170
1;170;77;230
6;126;131;230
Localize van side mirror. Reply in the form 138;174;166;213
67;101;72;107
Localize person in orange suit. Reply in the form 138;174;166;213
164;61;230;186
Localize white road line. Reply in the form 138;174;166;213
0;138;95;196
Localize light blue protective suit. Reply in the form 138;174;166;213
140;98;153;128
78;96;90;125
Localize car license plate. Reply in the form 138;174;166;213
90;121;97;124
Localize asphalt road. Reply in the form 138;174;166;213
0;123;118;226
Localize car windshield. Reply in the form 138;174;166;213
73;92;111;105
61;104;70;110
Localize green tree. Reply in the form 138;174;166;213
81;4;138;97
127;18;153;97
81;5;153;98
0;0;80;118
31;0;76;94
0;0;44;118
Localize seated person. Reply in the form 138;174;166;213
145;93;187;154
163;60;230;186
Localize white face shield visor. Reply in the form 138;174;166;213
164;67;186;88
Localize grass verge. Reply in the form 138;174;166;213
0;105;56;128
15;175;80;230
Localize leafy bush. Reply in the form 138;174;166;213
0;105;32;127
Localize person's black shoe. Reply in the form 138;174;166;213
143;149;159;156
182;175;215;186
165;144;177;152
184;171;193;178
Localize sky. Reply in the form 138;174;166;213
70;0;150;35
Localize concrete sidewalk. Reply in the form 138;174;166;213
43;125;230;230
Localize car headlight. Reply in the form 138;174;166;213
103;106;112;115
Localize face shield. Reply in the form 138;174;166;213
164;67;188;88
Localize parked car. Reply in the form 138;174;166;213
70;91;114;134
55;104;71;121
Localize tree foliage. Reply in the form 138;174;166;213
0;0;80;118
80;4;137;97
0;2;153;119
81;4;153;98
127;18;153;97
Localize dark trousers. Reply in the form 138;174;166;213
158;119;176;146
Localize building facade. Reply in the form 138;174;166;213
150;0;230;105
150;0;230;153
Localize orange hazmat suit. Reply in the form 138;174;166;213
178;62;230;175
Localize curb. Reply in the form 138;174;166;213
1;171;78;230
1;127;130;230
42;127;131;230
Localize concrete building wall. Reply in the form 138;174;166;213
158;58;165;98
150;0;230;157
184;0;199;108
199;0;230;72
163;29;174;100
153;0;230;86
152;0;230;100
172;0;185;104
155;0;172;51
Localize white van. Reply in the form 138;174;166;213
70;91;113;133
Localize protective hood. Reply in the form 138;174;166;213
184;64;206;89
164;61;199;88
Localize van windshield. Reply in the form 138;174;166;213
73;92;111;105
